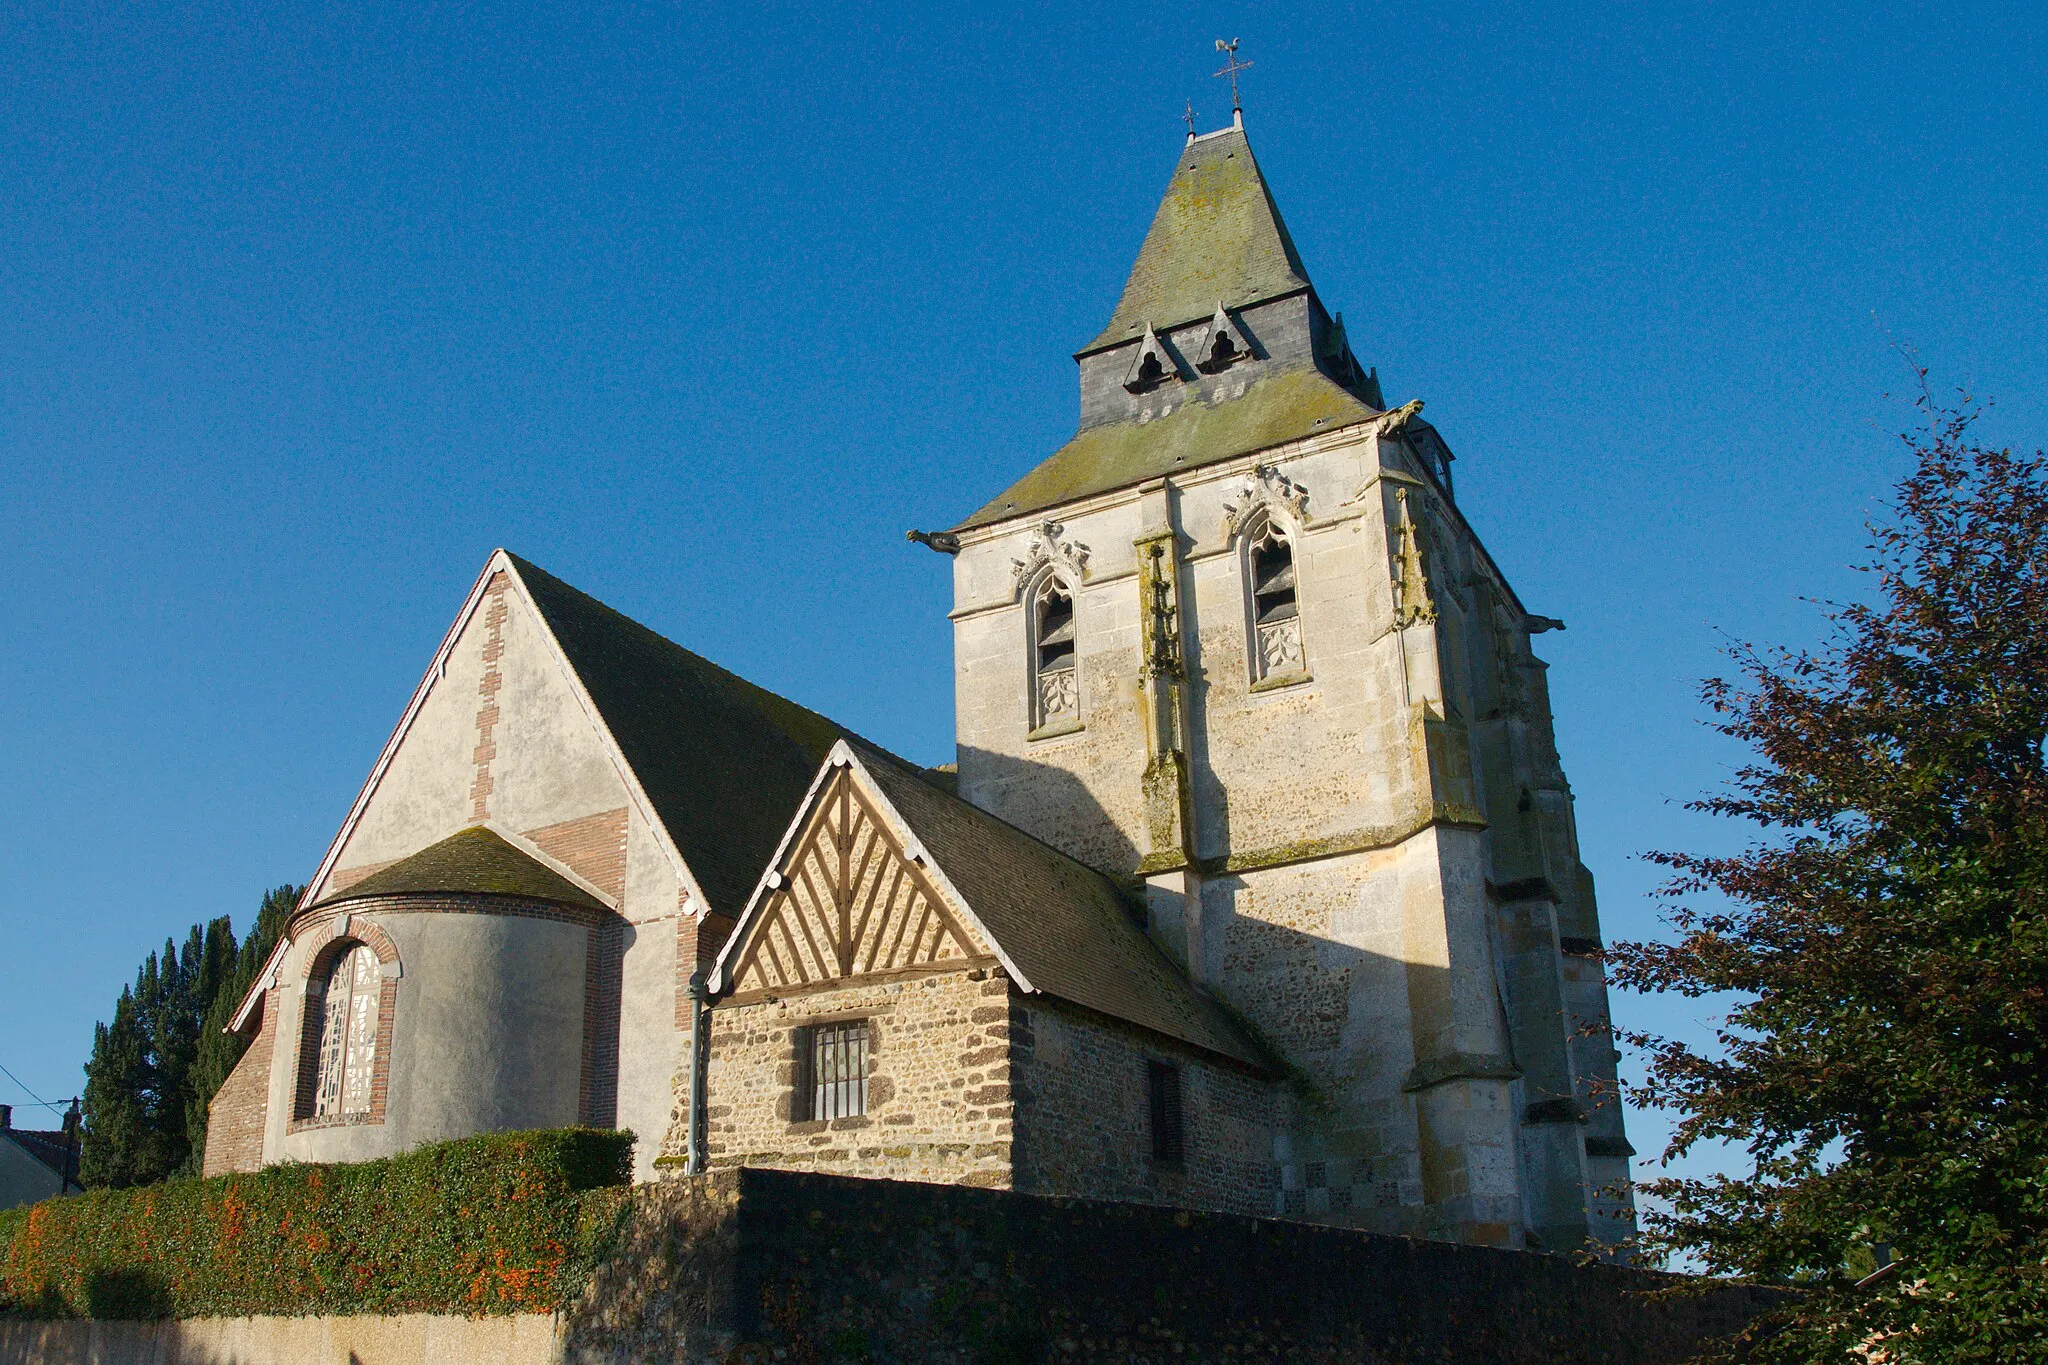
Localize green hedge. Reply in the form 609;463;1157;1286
0;1128;633;1320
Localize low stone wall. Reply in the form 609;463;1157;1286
0;1312;562;1364
7;1171;1778;1363
562;1169;1778;1363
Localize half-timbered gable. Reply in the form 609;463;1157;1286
722;765;997;1001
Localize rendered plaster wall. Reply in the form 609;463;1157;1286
0;1140;65;1214
303;569;689;1181
0;1314;565;1365
1009;997;1274;1217
693;970;1012;1188
263;901;588;1167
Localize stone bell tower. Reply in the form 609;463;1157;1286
924;116;1635;1252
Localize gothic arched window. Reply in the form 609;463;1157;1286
310;943;381;1119
1246;516;1306;684
1031;576;1080;732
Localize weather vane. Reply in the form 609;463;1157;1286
1213;38;1252;115
1183;100;1197;137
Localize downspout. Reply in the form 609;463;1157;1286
684;970;711;1175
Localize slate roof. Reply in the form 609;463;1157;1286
507;554;859;918
319;826;607;910
957;365;1377;530
1082;126;1312;354
852;745;1273;1072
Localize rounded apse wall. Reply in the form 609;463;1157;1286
275;893;614;1167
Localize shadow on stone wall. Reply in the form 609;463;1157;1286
562;1168;1781;1365
955;745;1140;875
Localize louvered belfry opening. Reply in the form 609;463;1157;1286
1249;521;1304;680
1034;579;1078;727
1148;1059;1184;1165
798;1020;869;1121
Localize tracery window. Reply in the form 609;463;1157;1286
1246;517;1305;683
311;943;381;1120
1031;576;1080;731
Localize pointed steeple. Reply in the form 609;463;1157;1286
1081;126;1312;356
951;125;1386;532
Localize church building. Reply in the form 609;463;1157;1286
204;114;1636;1254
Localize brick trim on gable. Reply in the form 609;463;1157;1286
469;571;511;822
527;808;629;905
579;918;624;1127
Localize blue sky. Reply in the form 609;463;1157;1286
2;0;2042;1201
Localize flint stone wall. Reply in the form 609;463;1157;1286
563;1168;1777;1364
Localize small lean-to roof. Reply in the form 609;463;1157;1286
957;365;1377;531
849;745;1271;1071
1082;126;1311;354
319;826;606;911
505;553;860;918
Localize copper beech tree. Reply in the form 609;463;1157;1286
1610;381;2048;1362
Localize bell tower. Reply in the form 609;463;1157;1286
920;115;1634;1253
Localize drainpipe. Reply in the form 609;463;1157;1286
684;970;711;1175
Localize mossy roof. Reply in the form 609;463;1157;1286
854;746;1273;1072
1081;126;1310;355
956;365;1378;530
322;826;606;910
505;554;861;919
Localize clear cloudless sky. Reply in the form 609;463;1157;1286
2;0;2043;1201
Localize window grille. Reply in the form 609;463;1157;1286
1147;1060;1183;1165
313;943;380;1119
1033;579;1078;728
802;1021;869;1121
1248;522;1303;680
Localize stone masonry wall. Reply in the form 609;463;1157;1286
562;1168;1781;1365
696;970;1012;1188
1010;997;1276;1218
199;994;273;1177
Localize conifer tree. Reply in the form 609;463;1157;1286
79;884;299;1186
183;885;296;1173
1610;384;2048;1359
79;986;154;1189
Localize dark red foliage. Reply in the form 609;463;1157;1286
1609;378;2048;1361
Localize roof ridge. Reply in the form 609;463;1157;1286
501;551;870;750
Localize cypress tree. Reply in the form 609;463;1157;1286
80;883;300;1186
183;886;298;1173
80;986;155;1189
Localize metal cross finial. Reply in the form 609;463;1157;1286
1184;100;1197;137
1213;38;1252;114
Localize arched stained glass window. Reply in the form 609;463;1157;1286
313;944;381;1119
1032;577;1079;730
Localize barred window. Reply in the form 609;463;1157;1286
313;944;380;1119
1147;1059;1183;1165
798;1021;869;1121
